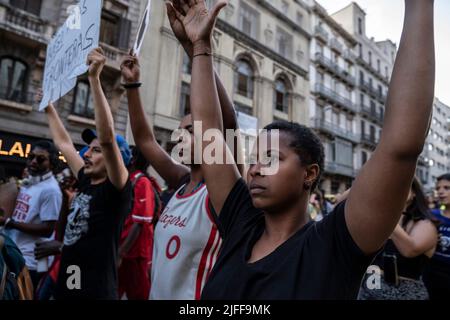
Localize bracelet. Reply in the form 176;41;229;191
193;52;212;58
122;82;142;89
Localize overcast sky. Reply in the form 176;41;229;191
317;0;450;106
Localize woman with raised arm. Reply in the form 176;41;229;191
121;0;243;299
174;0;436;299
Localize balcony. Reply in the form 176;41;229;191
314;83;357;113
343;50;357;64
101;43;128;71
376;91;387;104
314;25;329;43
360;104;383;125
0;3;54;44
360;133;377;149
356;55;389;85
359;80;379;100
312;118;359;143
314;53;355;87
330;39;343;54
0;86;34;113
325;162;355;178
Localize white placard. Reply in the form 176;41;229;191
133;0;152;56
39;0;102;110
237;111;258;136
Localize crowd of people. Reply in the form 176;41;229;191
0;0;449;300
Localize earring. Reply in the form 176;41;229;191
303;182;311;191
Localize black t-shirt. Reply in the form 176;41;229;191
201;179;375;300
55;168;132;300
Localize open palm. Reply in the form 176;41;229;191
171;0;227;44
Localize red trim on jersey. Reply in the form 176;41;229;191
195;226;217;300
206;233;221;280
175;183;206;199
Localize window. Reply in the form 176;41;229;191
377;59;381;72
358;44;363;58
281;1;289;15
370;125;376;141
179;82;191;116
10;0;42;16
361;151;368;166
296;12;303;26
0;57;28;103
368;51;372;66
385;66;388;77
100;11;131;48
239;2;259;39
182;52;191;75
276;28;293;59
361;120;366;135
72;81;95;118
358;17;363;35
274;78;289;113
234;59;254;98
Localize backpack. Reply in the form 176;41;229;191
0;233;34;300
131;173;162;227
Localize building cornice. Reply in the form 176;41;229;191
256;0;311;40
216;19;309;79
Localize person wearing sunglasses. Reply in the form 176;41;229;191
0;140;63;290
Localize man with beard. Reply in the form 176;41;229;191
43;48;133;299
0;140;62;289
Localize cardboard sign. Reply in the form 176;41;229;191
39;0;102;110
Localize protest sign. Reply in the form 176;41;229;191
39;0;102;110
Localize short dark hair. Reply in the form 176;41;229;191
264;121;324;191
437;173;450;182
33;140;60;169
130;146;150;172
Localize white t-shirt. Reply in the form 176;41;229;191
7;174;62;270
150;183;222;300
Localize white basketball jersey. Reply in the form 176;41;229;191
150;183;222;300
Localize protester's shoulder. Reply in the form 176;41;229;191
222;178;252;209
40;176;62;196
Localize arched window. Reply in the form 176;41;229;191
0;57;28;103
234;59;254;99
72;81;95;118
274;78;289;113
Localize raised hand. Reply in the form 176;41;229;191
170;0;227;46
167;1;193;56
87;47;106;79
120;52;141;84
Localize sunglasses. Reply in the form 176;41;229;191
28;154;49;164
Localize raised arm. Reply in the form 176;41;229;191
346;0;435;254
171;0;237;214
121;54;189;188
167;0;245;176
42;92;84;177
87;48;128;190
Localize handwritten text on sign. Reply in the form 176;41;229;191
39;0;101;110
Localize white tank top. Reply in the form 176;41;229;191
150;183;222;300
